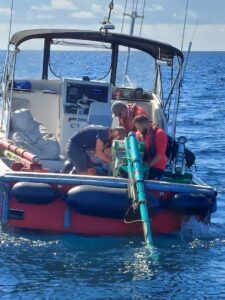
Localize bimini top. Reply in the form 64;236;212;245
9;29;184;62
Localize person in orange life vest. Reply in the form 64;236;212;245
111;101;147;132
133;114;168;180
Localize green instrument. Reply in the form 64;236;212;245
124;132;153;246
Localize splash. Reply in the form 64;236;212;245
180;216;210;240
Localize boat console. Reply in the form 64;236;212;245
58;78;113;154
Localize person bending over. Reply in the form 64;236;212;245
133;114;167;180
111;101;147;132
66;125;127;175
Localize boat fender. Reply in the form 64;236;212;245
66;185;162;219
11;182;56;204
66;185;131;219
169;193;211;215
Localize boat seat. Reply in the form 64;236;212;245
12;98;31;112
12;90;60;135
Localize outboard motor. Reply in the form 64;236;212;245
173;136;187;175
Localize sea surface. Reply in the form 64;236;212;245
0;51;225;299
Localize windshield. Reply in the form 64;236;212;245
49;39;112;81
12;37;162;94
116;46;155;91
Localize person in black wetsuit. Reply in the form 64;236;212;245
66;125;127;175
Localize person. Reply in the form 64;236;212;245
133;114;167;180
111;101;147;132
66;125;127;175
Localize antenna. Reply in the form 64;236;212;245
121;0;146;87
100;0;115;32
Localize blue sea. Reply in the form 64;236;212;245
0;51;225;299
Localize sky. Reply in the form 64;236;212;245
0;0;225;51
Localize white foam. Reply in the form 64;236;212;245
180;216;210;239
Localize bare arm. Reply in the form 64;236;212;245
95;139;111;163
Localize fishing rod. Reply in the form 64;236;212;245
171;0;191;141
1;0;14;84
181;20;199;84
180;0;189;52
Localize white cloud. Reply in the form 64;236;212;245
37;14;55;19
140;23;225;51
31;0;77;11
0;8;13;16
188;10;197;19
146;4;164;12
91;4;103;14
71;11;95;19
173;10;197;21
0;19;224;51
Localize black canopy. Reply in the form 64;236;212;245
10;29;184;62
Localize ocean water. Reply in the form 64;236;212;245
0;51;225;299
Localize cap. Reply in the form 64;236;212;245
111;101;126;117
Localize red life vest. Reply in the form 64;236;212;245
136;124;167;170
119;104;146;132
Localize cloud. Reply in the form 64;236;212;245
91;4;103;14
31;0;77;11
71;11;95;19
0;8;13;16
173;10;197;21
188;10;198;19
37;14;55;20
146;4;164;12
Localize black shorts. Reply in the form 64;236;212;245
67;143;93;173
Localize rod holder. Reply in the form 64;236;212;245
173;136;187;175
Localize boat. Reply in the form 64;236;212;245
0;5;217;241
